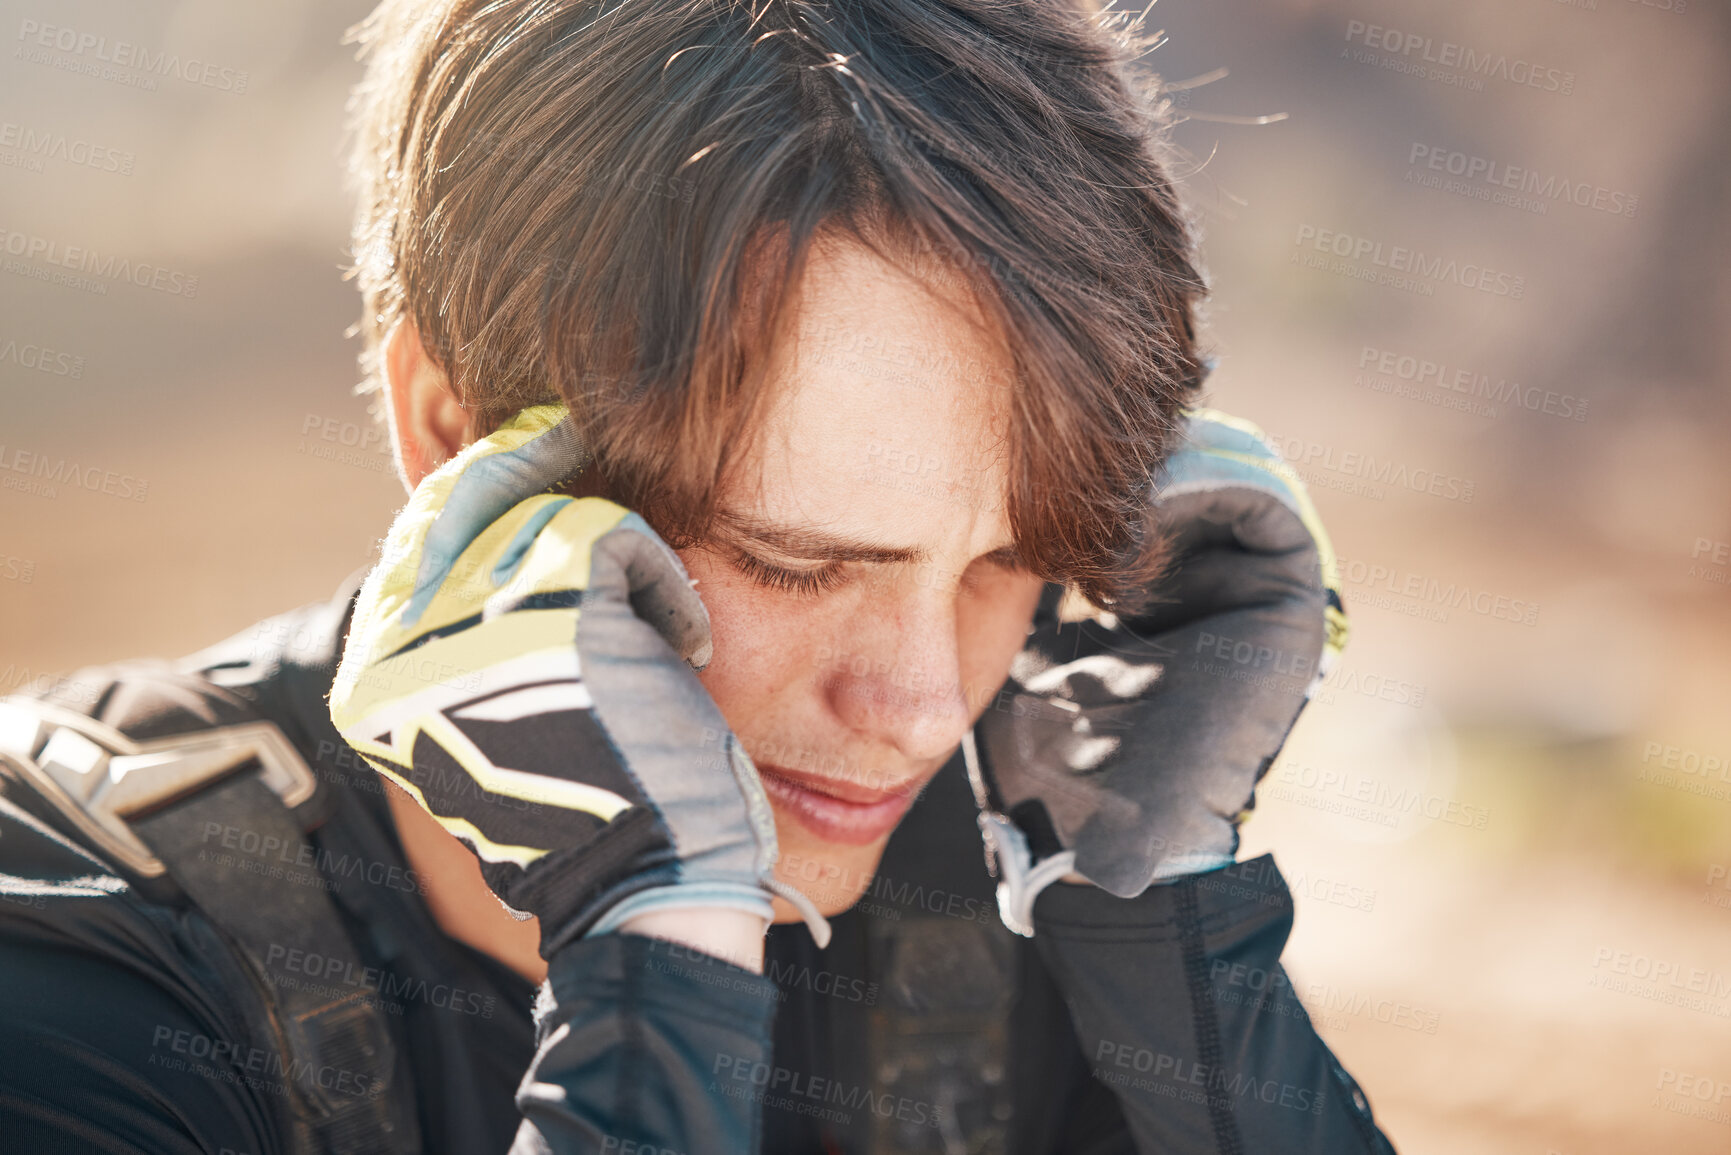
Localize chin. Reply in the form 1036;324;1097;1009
767;814;896;922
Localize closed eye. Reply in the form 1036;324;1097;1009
733;551;850;597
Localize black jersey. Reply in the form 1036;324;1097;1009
0;584;1394;1154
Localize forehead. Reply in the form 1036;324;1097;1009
727;235;1017;549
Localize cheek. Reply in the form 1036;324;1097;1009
956;572;1046;713
674;548;824;725
771;814;887;917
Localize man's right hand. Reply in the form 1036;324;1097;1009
329;404;829;957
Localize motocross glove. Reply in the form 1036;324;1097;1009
330;404;829;955
969;409;1349;934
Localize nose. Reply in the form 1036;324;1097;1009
822;588;973;764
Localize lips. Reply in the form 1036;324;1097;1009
755;763;921;846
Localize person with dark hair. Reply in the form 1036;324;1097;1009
0;1;1393;1152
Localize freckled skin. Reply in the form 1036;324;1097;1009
677;235;1045;919
381;231;1045;979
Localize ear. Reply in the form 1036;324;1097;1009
383;320;471;491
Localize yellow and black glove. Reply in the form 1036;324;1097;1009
330;405;828;955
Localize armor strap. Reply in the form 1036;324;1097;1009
962;729;1075;938
0;701;419;1155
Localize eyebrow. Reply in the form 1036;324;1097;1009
713;513;1021;568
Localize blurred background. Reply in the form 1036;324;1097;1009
1;0;1727;1151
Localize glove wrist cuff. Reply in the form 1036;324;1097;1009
581;879;833;952
585;882;775;939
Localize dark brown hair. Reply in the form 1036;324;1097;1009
346;0;1206;607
